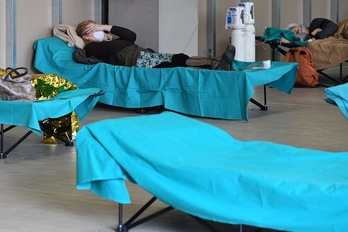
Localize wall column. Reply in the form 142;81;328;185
52;0;62;27
303;0;311;26
207;0;216;57
6;0;16;67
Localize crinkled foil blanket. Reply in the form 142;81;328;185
32;74;79;144
1;68;79;144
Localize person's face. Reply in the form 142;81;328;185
290;26;302;35
290;25;309;35
82;32;97;42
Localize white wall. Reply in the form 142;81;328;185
16;0;52;69
109;0;198;56
339;1;348;20
312;0;331;20
197;0;208;56
280;0;303;28
1;0;97;72
1;0;347;72
61;0;95;25
108;0;160;53
158;0;198;55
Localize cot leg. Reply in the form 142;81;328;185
125;197;173;230
263;85;268;110
5;131;32;155
0;124;33;159
117;197;174;231
190;215;220;232
136;108;148;114
40;125;74;146
239;225;268;232
338;63;348;84
0;124;4;159
340;63;343;84
321;72;338;85
250;85;268;111
117;204;128;232
39;113;74;146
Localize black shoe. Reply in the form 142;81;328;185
216;45;235;71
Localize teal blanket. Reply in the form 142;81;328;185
0;88;100;134
326;83;348;120
262;27;307;47
33;37;297;120
76;112;348;232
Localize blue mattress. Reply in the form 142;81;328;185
33;37;297;120
325;83;348;120
0;88;101;134
76;112;348;232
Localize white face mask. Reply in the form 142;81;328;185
93;31;105;42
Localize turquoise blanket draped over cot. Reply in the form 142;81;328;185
33;37;297;120
326;83;348;120
76;112;348;232
0;88;101;134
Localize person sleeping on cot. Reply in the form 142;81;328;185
75;20;236;71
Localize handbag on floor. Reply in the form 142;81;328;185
0;67;36;101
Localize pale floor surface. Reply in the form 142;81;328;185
0;73;347;232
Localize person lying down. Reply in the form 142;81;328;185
75;20;235;71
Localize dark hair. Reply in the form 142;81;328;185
76;20;96;37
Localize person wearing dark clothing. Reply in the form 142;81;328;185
306;18;338;40
75;20;235;70
287;18;338;42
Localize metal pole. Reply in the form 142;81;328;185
207;0;216;57
271;0;280;28
52;0;62;27
303;0;312;26
117;203;124;232
101;0;109;24
330;0;339;22
6;0;16;68
271;0;281;61
1;124;5;159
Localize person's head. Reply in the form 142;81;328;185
286;23;309;41
286;23;309;35
76;20;104;43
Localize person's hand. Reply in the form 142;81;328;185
311;28;322;36
84;23;99;34
84;23;112;34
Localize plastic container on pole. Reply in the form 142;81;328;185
239;2;255;62
241;2;255;24
244;23;255;62
229;7;246;61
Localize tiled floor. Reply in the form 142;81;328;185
0;72;347;232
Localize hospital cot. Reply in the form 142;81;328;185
0;88;101;159
258;37;348;85
33;36;298;121
258;18;348;85
76;111;348;232
325;82;348;120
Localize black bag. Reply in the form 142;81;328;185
0;67;36;101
